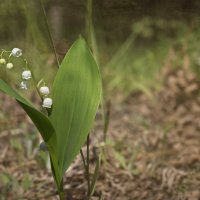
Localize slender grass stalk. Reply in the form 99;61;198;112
80;135;91;199
80;137;91;199
103;101;111;141
86;135;90;197
38;0;63;198
39;0;60;68
86;0;93;50
85;1;103;199
85;0;93;198
87;0;107;144
80;149;87;172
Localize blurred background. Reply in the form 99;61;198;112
1;0;200;101
1;0;200;199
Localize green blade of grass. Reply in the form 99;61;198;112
89;153;101;199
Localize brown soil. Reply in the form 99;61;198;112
0;67;200;200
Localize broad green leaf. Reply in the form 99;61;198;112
0;79;55;142
0;79;59;182
50;37;101;176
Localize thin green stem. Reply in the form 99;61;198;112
85;0;95;199
103;101;111;142
80;141;91;199
0;50;5;58
85;2;92;188
23;58;28;70
86;134;90;198
86;0;93;50
58;179;65;200
80;137;91;199
1;49;11;59
39;0;60;68
80;149;87;172
22;58;43;100
22;58;50;115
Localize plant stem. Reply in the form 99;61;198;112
86;0;93;50
86;134;90;198
85;1;93;197
58;179;65;200
80;135;91;199
80;149;87;172
59;192;64;200
22;58;43;101
24;59;50;116
103;101;111;142
39;0;60;68
85;0;99;199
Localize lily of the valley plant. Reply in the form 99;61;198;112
0;37;101;199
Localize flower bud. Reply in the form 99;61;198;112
10;48;22;57
42;98;53;108
39;141;48;152
39;86;50;96
6;63;14;69
20;81;28;90
22;70;32;80
0;58;6;64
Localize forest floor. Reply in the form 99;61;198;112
0;66;200;200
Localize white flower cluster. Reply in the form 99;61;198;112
1;47;53;150
0;48;22;70
39;86;53;108
1;47;53;109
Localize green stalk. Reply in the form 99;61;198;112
58;179;65;200
85;1;103;199
85;0;93;198
86;0;93;50
39;1;63;199
80;135;91;199
80;149;87;172
103;101;111;141
86;0;106;144
86;135;90;198
39;0;60;68
59;192;64;200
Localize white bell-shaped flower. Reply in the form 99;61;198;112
39;86;50;96
10;48;22;57
0;58;6;64
6;63;14;69
20;81;28;90
22;70;32;80
42;98;53;108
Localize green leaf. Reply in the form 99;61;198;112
50;36;101;176
0;79;61;187
0;79;59;179
0;79;55;144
